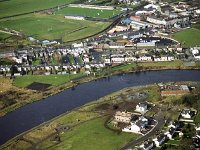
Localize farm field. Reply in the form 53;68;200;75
172;28;200;47
0;0;76;18
0;14;111;42
56;7;121;19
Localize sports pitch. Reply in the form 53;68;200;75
0;14;111;42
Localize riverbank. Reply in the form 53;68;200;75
1;85;143;149
1;61;200;117
2;80;199;150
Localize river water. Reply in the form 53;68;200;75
0;70;200;145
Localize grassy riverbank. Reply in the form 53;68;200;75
1;86;141;150
1;60;200;117
2;81;200;150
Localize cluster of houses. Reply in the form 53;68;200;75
0;45;107;76
113;102;152;135
103;53;175;64
137;120;180;150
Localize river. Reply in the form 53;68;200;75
0;70;200;145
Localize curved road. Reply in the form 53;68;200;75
120;110;165;150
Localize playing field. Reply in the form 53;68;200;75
0;0;76;18
56;7;121;19
0;14;111;42
172;28;200;47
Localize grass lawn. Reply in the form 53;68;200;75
13;73;85;87
194;112;200;123
0;14;111;42
0;0;76;18
0;32;12;40
56;7;121;19
37;117;138;150
172;28;200;47
138;60;183;68
111;63;136;72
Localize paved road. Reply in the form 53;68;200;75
120;110;165;150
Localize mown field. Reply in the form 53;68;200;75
56;7;121;19
172;28;200;47
0;14;111;42
0;0;77;18
37;117;137;150
13;73;85;87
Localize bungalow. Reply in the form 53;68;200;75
136;102;148;112
181;109;193;119
139;141;154;150
153;134;166;147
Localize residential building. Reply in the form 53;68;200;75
136;102;148;112
114;111;133;123
153;134;166;147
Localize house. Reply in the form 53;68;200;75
165;127;175;139
168;121;180;130
136;102;148;112
139;141;154;150
122;116;148;133
196;127;200;139
181;109;193;119
114;111;133;123
153;134;166;147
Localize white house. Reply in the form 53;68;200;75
138;55;152;61
136;102;148;112
125;57;137;62
181;109;193;119
139;141;154;150
168;121;180;130
122;116;148;134
153;134;166;147
196;127;200;139
164;127;175;139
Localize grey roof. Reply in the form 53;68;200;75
143;141;153;148
157;134;166;142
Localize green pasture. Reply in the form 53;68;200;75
0;0;76;18
172;28;200;47
57;7;121;19
0;14;110;42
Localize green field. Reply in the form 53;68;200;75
0;14;110;42
0;0;77;18
13;73;85;87
172;28;200;47
37;117;138;150
138;60;184;68
57;7;121;19
0;32;11;41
